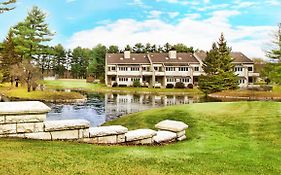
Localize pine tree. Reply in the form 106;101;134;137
267;23;281;62
199;33;238;94
0;0;16;13
52;44;66;77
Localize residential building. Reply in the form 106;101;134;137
105;50;259;88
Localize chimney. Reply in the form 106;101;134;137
169;50;177;59
124;51;131;59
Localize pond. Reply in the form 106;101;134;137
46;92;212;126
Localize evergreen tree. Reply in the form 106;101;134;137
0;30;20;82
199;33;238;94
11;6;53;61
133;43;145;53
108;45;119;53
173;43;194;53
267;23;281;62
52;44;66;77
163;42;172;52
0;0;16;13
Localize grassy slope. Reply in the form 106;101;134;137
44;79;202;95
0;84;84;101
1;102;281;174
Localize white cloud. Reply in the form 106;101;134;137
167;12;180;18
266;0;281;6
148;10;163;18
66;10;273;58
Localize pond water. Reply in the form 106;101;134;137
46;93;211;127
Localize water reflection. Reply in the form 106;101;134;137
47;93;200;126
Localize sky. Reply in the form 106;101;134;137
0;0;281;59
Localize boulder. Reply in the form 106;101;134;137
125;129;156;142
155;120;188;132
0;101;51;115
89;125;128;137
44;119;90;132
153;131;177;143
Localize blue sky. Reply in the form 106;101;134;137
0;0;281;58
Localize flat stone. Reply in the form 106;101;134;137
16;123;44;133
97;135;117;144
80;137;98;144
44;119;90;132
153;131;177;143
78;129;89;138
50;130;79;140
125;129;156;142
177;135;187;141
0;116;4;124
0;124;17;135
176;130;186;137
0;101;51;115
25;132;52;140
117;134;126;143
89;125;128;137
5;114;46;124
131;138;153;145
155;120;188;132
4;134;25;138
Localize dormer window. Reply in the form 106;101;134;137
194;67;199;72
248;67;253;72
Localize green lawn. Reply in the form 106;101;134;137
44;79;203;95
1;101;281;174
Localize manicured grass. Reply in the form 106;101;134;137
1;102;281;174
211;89;281;99
0;84;85;102
44;79;203;95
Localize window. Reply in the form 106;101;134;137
235;67;243;72
131;77;140;82
119;67;128;71
179;67;189;71
108;67;116;71
239;79;246;84
180;78;190;83
154;67;158;71
142;67;147;71
119;77;128;82
167;77;175;82
194;67;199;71
248;67;253;72
166;67;175;71
131;67;140;71
111;67;116;71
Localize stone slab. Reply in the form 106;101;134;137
16;123;44;133
0;124;17;135
0;101;51;115
153;131;177;143
44;119;90;132
5;114;46;124
78;129;89;138
125;129;156;142
0;116;4;124
89;125;128;137
25;132;52;140
155;120;188;132
2;134;25;138
117;134;126;143
130;138;153;145
97;135;117;144
176;130;186;138
177;135;187;141
80;137;98;144
50;130;79;140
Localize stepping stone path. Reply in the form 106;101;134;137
125;129;157;145
155;120;188;141
0;101;189;145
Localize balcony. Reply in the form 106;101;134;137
249;72;260;77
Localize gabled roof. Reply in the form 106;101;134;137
107;52;200;65
107;53;150;64
194;51;253;63
148;53;199;64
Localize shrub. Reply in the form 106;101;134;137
166;84;174;88
86;76;94;83
112;82;118;87
133;80;141;87
187;83;194;89
175;82;185;89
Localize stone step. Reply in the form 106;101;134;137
44;119;90;132
89;125;128;137
0;101;51;115
153;131;177;143
155;120;188;132
125;129;156;142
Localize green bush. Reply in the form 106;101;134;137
175;82;185;88
133;80;141;87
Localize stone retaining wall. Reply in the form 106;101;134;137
0;101;189;145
